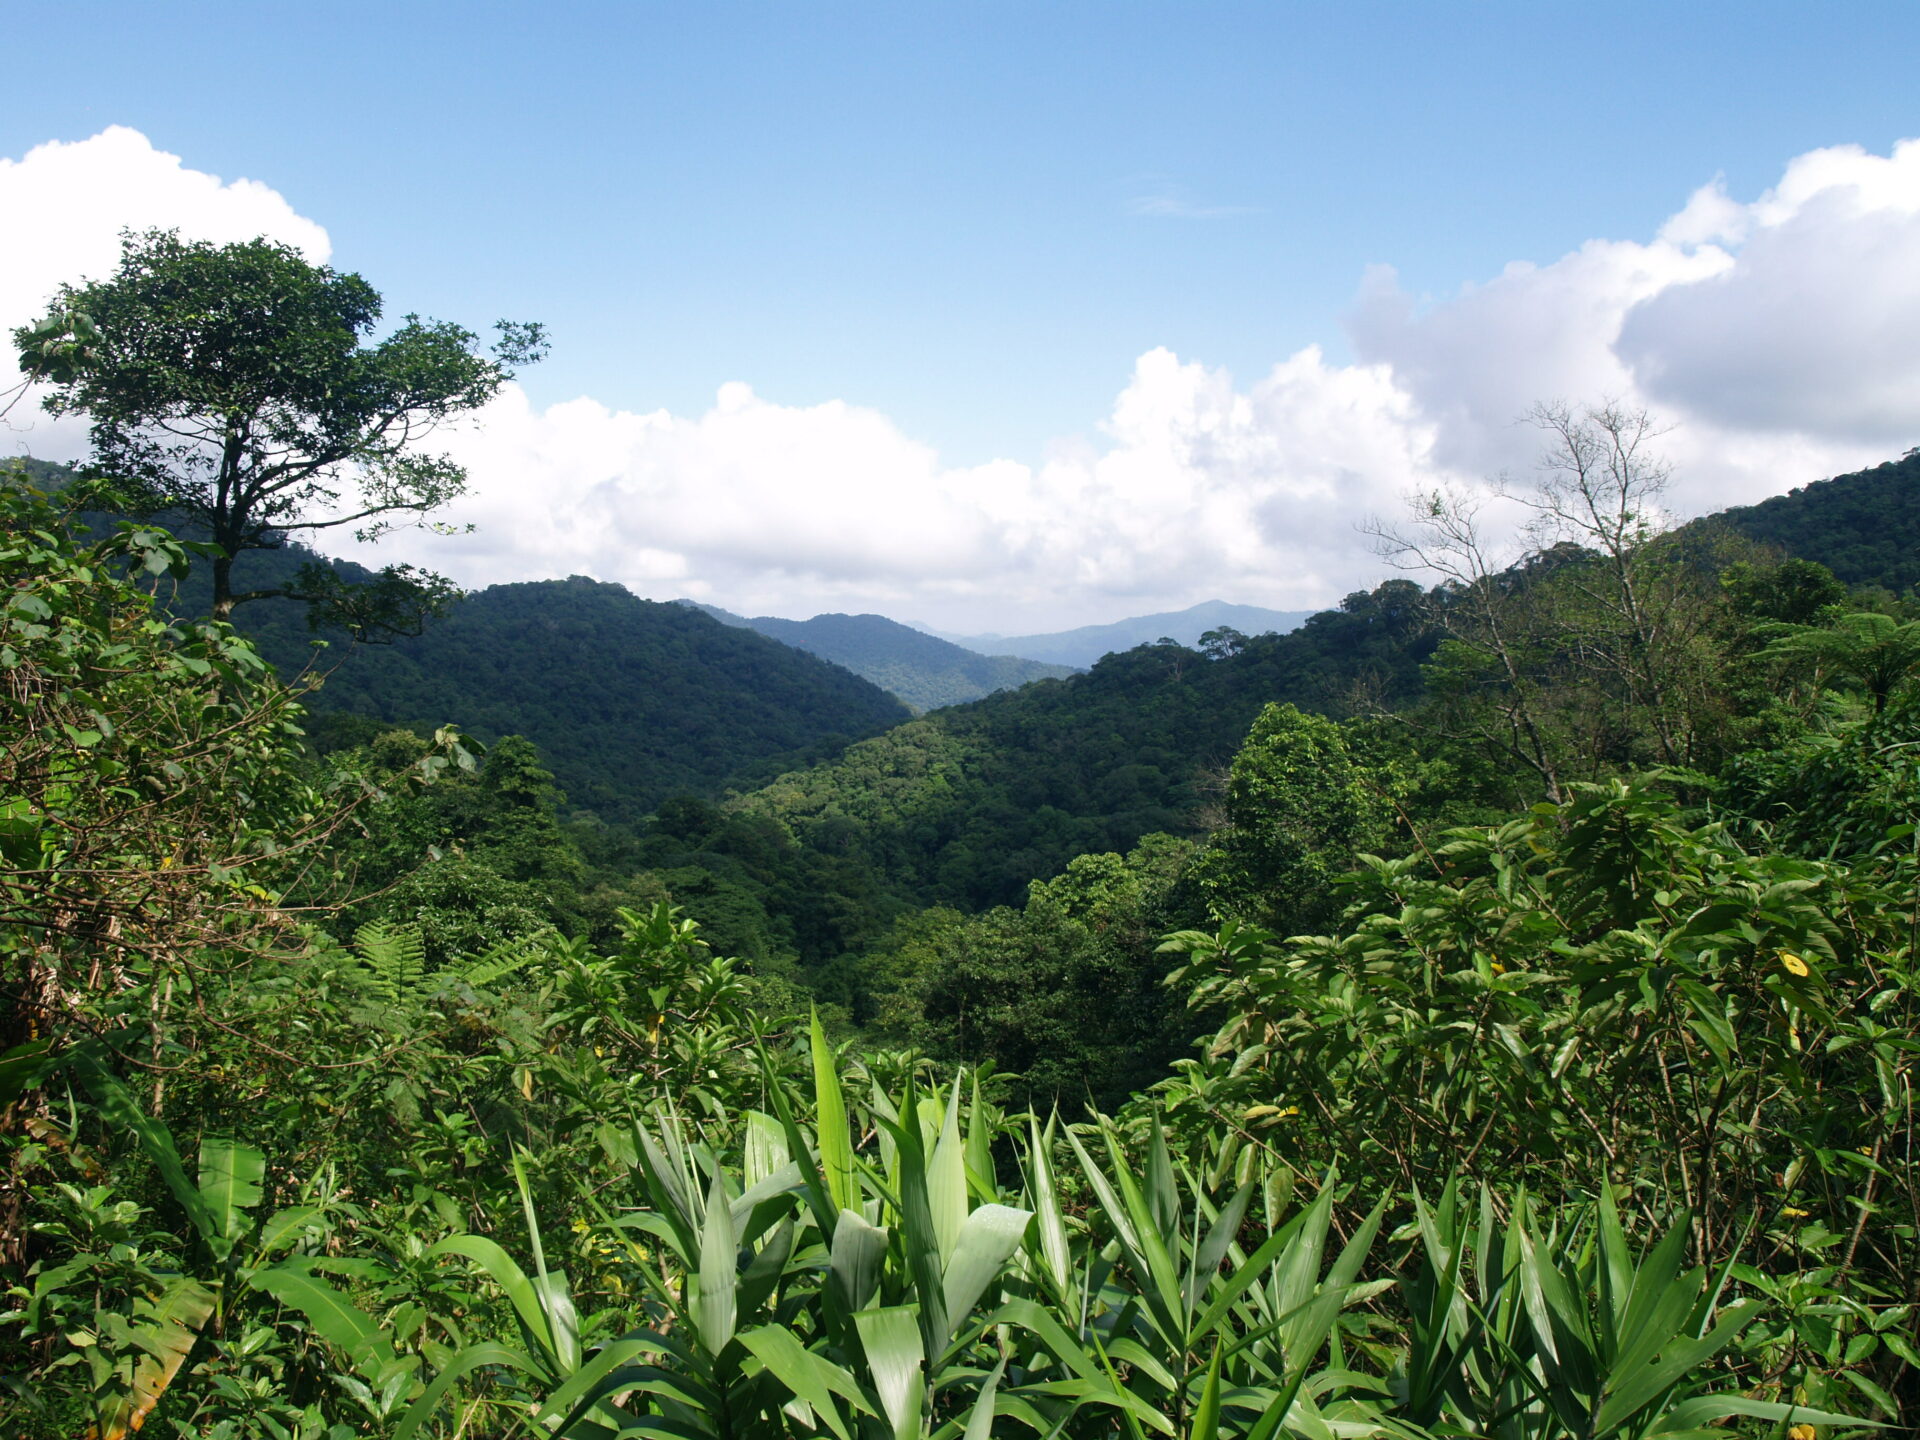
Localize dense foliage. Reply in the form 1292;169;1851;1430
738;580;1437;912
15;230;543;634
10;399;1920;1438
291;578;911;824
1712;448;1920;595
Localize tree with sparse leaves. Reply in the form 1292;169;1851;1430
14;229;545;636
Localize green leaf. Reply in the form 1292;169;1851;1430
831;1206;889;1314
0;1039;58;1110
1025;1116;1074;1301
197;1135;265;1261
250;1266;397;1382
738;1325;871;1440
71;1043;216;1245
854;1306;925;1440
430;1234;562;1378
962;1355;1007;1440
928;1080;969;1266
941;1203;1032;1345
1190;1341;1224;1440
392;1344;542;1440
811;1008;858;1215
694;1176;738;1357
93;1277;216;1440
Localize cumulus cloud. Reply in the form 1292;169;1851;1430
366;346;1437;628
6;127;1920;632
1348;142;1920;513
1619;141;1920;442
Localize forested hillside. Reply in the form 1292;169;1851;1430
688;603;1076;709
735;579;1436;909
282;579;911;822
13;435;1920;1434
1711;446;1920;591
16;461;914;822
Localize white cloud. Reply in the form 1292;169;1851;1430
6;127;1920;632
1619;141;1920;442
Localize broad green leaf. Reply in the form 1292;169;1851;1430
928;1078;968;1265
831;1206;889;1314
431;1234;561;1376
250;1266;397;1381
254;1204;326;1256
739;1324;873;1440
811;1008;858;1214
1025;1116;1074;1301
854;1305;926;1440
94;1277;215;1440
537;1336;678;1436
941;1203;1032;1345
197;1135;265;1261
744;1109;790;1189
71;1044;215;1245
694;1176;738;1357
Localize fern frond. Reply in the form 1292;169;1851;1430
351;920;428;1002
457;929;555;991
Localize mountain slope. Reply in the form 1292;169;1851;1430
277;580;912;821
687;603;1076;710
737;581;1435;909
0;480;917;826
1710;449;1920;592
935;599;1316;667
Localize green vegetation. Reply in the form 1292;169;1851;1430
14;229;544;635
738;580;1436;913
9;273;1920;1436
1712;447;1920;594
288;577;912;824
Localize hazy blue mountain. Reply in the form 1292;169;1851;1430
929;599;1316;667
681;602;1075;710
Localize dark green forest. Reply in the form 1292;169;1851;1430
8;237;1920;1440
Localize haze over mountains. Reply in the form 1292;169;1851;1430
682;603;1075;710
923;599;1316;667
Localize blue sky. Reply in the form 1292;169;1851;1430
7;3;1920;626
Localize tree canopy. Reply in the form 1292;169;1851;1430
14;228;545;634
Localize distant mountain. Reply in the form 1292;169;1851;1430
931;600;1316;668
681;603;1075;711
1709;449;1920;592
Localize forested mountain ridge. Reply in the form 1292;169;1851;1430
733;580;1436;909
682;601;1076;709
284;579;912;822
13;462;914;822
1708;446;1920;592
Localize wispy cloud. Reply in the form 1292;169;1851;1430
1124;184;1265;220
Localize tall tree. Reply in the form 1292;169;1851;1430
14;228;545;634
